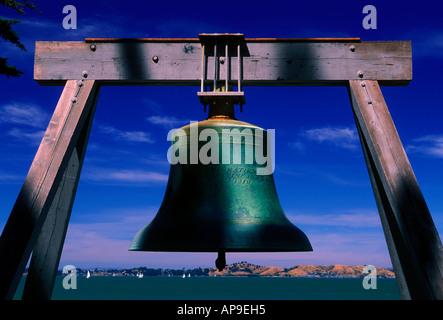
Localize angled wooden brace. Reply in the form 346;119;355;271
348;80;443;300
0;79;100;300
22;83;99;300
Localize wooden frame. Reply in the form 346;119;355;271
1;36;442;300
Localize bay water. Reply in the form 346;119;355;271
15;276;401;300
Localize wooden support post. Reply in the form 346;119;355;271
348;80;443;299
21;86;99;300
0;79;99;300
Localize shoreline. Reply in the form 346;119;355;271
31;262;395;279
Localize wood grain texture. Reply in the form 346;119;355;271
21;85;99;300
84;37;361;43
34;40;411;86
349;80;443;300
0;80;99;299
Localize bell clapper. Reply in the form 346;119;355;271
215;251;226;271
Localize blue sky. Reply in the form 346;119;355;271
1;0;443;270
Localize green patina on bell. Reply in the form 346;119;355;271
129;98;312;270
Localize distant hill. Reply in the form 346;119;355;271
67;262;395;278
204;262;395;278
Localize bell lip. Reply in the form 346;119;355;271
129;239;313;252
128;247;313;252
129;219;313;253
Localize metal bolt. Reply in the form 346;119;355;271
89;44;97;52
219;57;225;64
77;80;84;87
366;99;372;104
152;56;159;63
357;70;364;78
82;70;88;78
360;82;366;87
349;45;356;52
71;97;77;103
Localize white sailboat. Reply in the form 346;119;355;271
182;274;185;278
86;270;90;278
138;273;143;278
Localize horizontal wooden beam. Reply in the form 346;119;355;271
34;39;411;86
84;37;362;43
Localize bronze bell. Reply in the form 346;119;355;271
129;99;312;270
